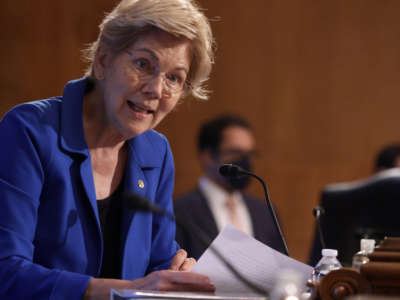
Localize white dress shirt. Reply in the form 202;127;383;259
198;176;254;236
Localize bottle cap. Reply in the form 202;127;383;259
322;249;338;257
361;239;375;253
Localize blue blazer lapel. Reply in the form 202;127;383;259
120;132;163;279
58;77;104;274
121;133;161;234
121;149;147;244
79;156;100;227
59;78;102;234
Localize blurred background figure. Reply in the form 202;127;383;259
174;114;286;259
309;143;400;266
374;144;400;172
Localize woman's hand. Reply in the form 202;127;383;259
131;270;215;292
84;271;215;300
169;249;196;271
129;249;215;291
83;250;214;299
130;249;214;291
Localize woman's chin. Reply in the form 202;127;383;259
124;124;152;139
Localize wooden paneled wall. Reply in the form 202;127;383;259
1;0;400;262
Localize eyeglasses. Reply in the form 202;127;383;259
126;50;191;95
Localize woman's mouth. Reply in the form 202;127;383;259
127;101;154;114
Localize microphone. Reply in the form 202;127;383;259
219;164;251;177
123;193;269;296
312;206;326;249
312;206;325;219
219;163;290;256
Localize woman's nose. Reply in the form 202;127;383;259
142;74;164;99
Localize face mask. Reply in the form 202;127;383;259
223;156;252;191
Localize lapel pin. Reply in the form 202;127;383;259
138;179;145;189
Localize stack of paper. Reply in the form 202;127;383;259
192;225;312;294
111;225;312;299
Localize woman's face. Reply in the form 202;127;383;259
95;30;192;139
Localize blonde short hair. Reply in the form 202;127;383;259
83;0;215;100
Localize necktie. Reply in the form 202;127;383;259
225;195;245;232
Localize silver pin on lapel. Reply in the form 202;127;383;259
138;179;145;189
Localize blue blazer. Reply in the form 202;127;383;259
0;78;179;300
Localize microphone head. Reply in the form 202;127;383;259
123;193;163;214
123;193;151;210
219;164;242;177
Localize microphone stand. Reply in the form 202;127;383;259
238;169;289;257
312;206;326;249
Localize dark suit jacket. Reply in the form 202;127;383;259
174;187;286;259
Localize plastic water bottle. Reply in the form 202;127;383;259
312;249;342;283
352;239;375;270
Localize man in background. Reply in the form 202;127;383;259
174;114;286;259
374;144;400;172
308;142;400;266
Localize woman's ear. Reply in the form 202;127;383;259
93;46;109;80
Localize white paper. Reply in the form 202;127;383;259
192;225;313;294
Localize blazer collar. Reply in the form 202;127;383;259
60;77;89;157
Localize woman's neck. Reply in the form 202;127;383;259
82;85;126;150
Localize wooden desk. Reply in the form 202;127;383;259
315;237;400;300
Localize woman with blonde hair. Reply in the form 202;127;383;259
0;0;215;299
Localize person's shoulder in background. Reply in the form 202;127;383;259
174;187;204;212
